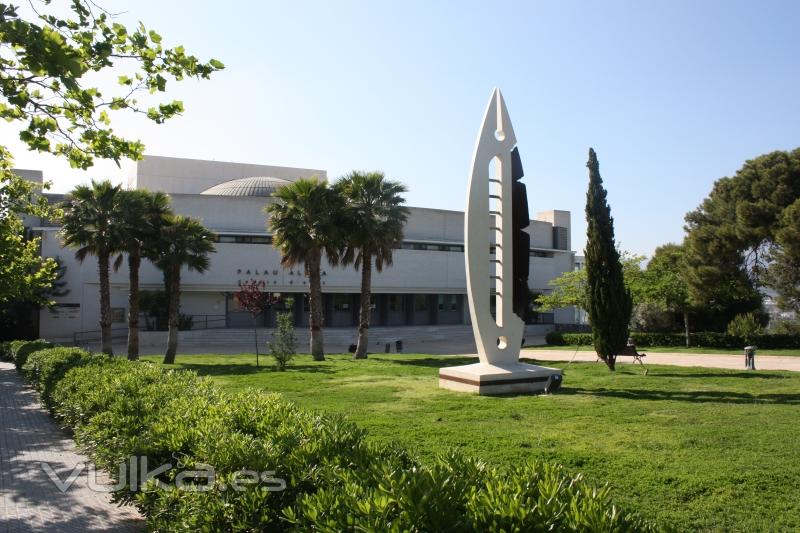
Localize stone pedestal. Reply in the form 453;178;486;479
439;362;562;395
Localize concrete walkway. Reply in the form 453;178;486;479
523;349;800;372
0;361;143;532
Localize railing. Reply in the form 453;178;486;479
72;314;228;347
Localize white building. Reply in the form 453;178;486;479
24;156;577;343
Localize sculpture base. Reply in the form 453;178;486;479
439;362;562;395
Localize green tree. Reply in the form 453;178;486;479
116;190;172;360
536;252;645;312
644;243;693;346
153;215;215;364
0;1;222;170
764;201;800;313
0;164;57;306
267;178;343;361
584;148;632;371
685;149;800;314
336;171;409;359
60;180;125;355
1;0;219;343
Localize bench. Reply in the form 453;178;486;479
596;340;648;372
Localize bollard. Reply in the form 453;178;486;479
744;345;756;370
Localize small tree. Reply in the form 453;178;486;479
267;300;296;371
727;313;764;347
584;148;632;371
644;243;693;347
234;279;277;366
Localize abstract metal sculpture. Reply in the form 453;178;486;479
439;89;562;394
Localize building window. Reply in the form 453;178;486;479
214;234;273;244
333;294;350;311
387;295;403;311
413;295;428;312
111;307;125;323
438;294;457;311
531;250;554;258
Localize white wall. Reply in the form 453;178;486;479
133;155;327;194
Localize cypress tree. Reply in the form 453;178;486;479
584;148;632;371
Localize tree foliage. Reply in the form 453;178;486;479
684;148;800;313
60;179;125;354
643;243;693;345
153;214;215;364
0;166;57;306
536;252;645;311
335;171;408;359
267;177;343;360
0;1;223;169
584;148;632;370
1;0;220;336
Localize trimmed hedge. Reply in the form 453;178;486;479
13;341;662;532
21;347;96;408
8;339;53;370
545;331;800;349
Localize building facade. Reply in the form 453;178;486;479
26;156;577;342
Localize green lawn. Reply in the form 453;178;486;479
146;353;800;532
526;344;800;356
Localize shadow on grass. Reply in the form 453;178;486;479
560;387;800;405
389;356;478;368
173;363;334;376
650;371;790;380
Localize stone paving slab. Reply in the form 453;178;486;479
0;361;143;532
522;349;800;372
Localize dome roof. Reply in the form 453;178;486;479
200;176;291;197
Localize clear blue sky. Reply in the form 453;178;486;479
4;0;799;257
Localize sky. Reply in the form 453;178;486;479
2;0;798;258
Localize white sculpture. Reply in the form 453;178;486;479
439;88;562;395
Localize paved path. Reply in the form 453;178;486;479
522;349;800;372
0;362;143;532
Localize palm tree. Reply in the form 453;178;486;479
336;171;408;359
266;178;343;360
60;180;126;355
116;190;172;360
154;215;215;364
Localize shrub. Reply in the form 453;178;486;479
9;339;53;370
10;347;661;531
546;331;800;350
21;347;94;407
267;311;296;371
727;313;765;346
770;318;800;335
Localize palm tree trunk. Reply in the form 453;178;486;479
307;251;325;361
354;252;372;359
98;250;113;356
127;248;141;360
683;310;691;348
163;266;180;364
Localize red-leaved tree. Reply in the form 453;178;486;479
235;279;278;366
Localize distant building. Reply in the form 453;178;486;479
21;156;579;342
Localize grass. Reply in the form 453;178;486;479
145;353;800;532
526;344;800;356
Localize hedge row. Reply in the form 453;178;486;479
12;342;662;532
545;331;800;349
